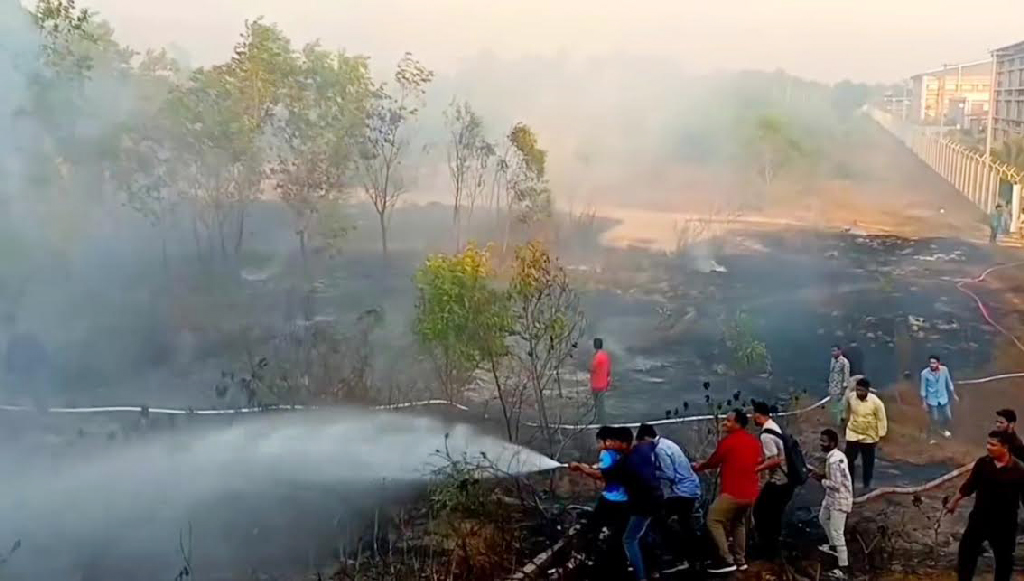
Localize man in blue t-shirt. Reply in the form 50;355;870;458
569;426;631;577
574;426;662;581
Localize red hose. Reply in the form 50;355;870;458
954;260;1024;355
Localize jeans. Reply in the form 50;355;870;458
928;403;952;437
753;482;794;558
819;506;849;567
593;390;608;424
958;515;1016;581
845;441;877;488
623;516;652;580
707;494;753;566
655;496;699;565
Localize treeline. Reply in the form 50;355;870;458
7;0;552;270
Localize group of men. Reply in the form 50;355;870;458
830;342;959;446
582;338;1024;579
568;405;854;579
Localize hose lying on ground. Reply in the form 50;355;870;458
853;462;975;504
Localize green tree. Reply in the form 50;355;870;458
219;18;298;256
750;112;805;186
358;52;434;258
444;99;495;250
494;123;550;252
273;43;372;267
414;244;509;404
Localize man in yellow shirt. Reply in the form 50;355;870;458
843;378;887;491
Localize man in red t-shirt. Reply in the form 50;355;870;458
590;338;611;423
693;409;763;573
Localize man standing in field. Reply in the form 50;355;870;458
920;355;958;442
828;345;851;424
811;429;852;580
590;338;612;424
844;378;886;491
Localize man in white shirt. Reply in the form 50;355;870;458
752;402;793;561
811;428;852;580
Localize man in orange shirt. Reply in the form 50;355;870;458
590;338;612;423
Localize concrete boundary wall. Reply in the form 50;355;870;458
869;108;1024;233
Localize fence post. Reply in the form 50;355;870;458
1013;183;1023;234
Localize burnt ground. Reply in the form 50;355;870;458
579;229;1005;423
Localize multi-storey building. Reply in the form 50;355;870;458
993;41;1024;142
909;61;992;129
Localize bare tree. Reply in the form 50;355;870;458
444;99;494;250
358;53;433;258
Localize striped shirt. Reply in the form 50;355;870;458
822;448;853;513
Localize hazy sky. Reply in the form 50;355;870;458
64;0;1024;82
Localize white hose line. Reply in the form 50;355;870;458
0;399;469;415
532;395;834;431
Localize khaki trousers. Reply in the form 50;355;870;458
708;493;754;566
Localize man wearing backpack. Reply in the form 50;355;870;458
752;401;805;561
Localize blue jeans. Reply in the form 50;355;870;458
928;403;952;436
623;516;652;580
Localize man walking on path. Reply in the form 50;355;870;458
811;429;852;580
636;424;700;573
994;409;1024;463
590;338;612;423
752;402;793;561
693;409;763;574
844;378;887;491
945;431;1024;581
920;355;958;442
829;345;851;424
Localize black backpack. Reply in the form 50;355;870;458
762;428;809;486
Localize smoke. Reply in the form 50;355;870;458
0;408;559;578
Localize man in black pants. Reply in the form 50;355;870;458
946;431;1024;581
636;423;701;573
568;427;631;579
752;401;794;561
843;379;887;491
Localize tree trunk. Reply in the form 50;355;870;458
192;217;203;264
378;211;389;258
491;357;515;442
298;229;308;275
218;217;228;261
453;205;461;251
234;208;246;256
